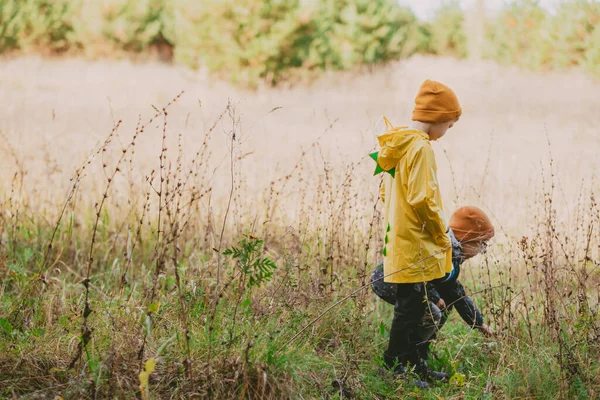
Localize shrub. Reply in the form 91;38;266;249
484;0;548;69
163;0;417;86
485;0;600;75
164;0;310;85
99;0;166;52
418;0;467;58
3;0;600;84
0;0;75;53
306;0;417;70
550;0;600;74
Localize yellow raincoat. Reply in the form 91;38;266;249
373;118;452;283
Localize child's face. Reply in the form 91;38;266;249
461;239;488;260
429;118;459;141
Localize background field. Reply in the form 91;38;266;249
1;1;600;399
2;54;599;236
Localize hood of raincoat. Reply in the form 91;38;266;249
376;126;429;174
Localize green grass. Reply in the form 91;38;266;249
1;223;598;399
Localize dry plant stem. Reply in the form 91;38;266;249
75;116;144;370
215;102;235;295
168;131;193;381
540;147;575;396
478;130;494;194
172;222;193;380
139;109;170;364
39;123;119;278
0;131;26;253
520;288;535;344
440;284;509;364
315;144;335;290
78;93;182;370
6;173;20;251
32;123;120;366
68;122;123;370
442;148;460;206
0;130;25;188
117;115;147;293
119;190;151;297
209;268;244;309
156;111;168;246
263;118;338;243
361;181;381;286
228;269;247;347
178;108;227;203
208;102;236;366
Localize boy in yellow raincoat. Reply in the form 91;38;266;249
370;80;461;386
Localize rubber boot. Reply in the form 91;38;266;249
416;359;449;382
392;364;430;389
381;360;430;389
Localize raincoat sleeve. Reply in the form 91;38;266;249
406;145;451;248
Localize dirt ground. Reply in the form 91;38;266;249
1;55;599;240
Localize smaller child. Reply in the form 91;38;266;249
371;206;495;378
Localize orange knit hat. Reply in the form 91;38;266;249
449;206;495;243
412;80;462;124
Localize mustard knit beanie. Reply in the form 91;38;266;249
412;79;462;124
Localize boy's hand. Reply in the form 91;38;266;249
436;298;446;309
478;324;494;337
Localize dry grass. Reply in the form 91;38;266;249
1;55;599;236
0;55;599;399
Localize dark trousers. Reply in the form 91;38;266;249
416;302;447;361
383;282;427;368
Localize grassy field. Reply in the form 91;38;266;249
0;55;599;399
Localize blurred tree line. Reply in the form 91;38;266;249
1;0;599;86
